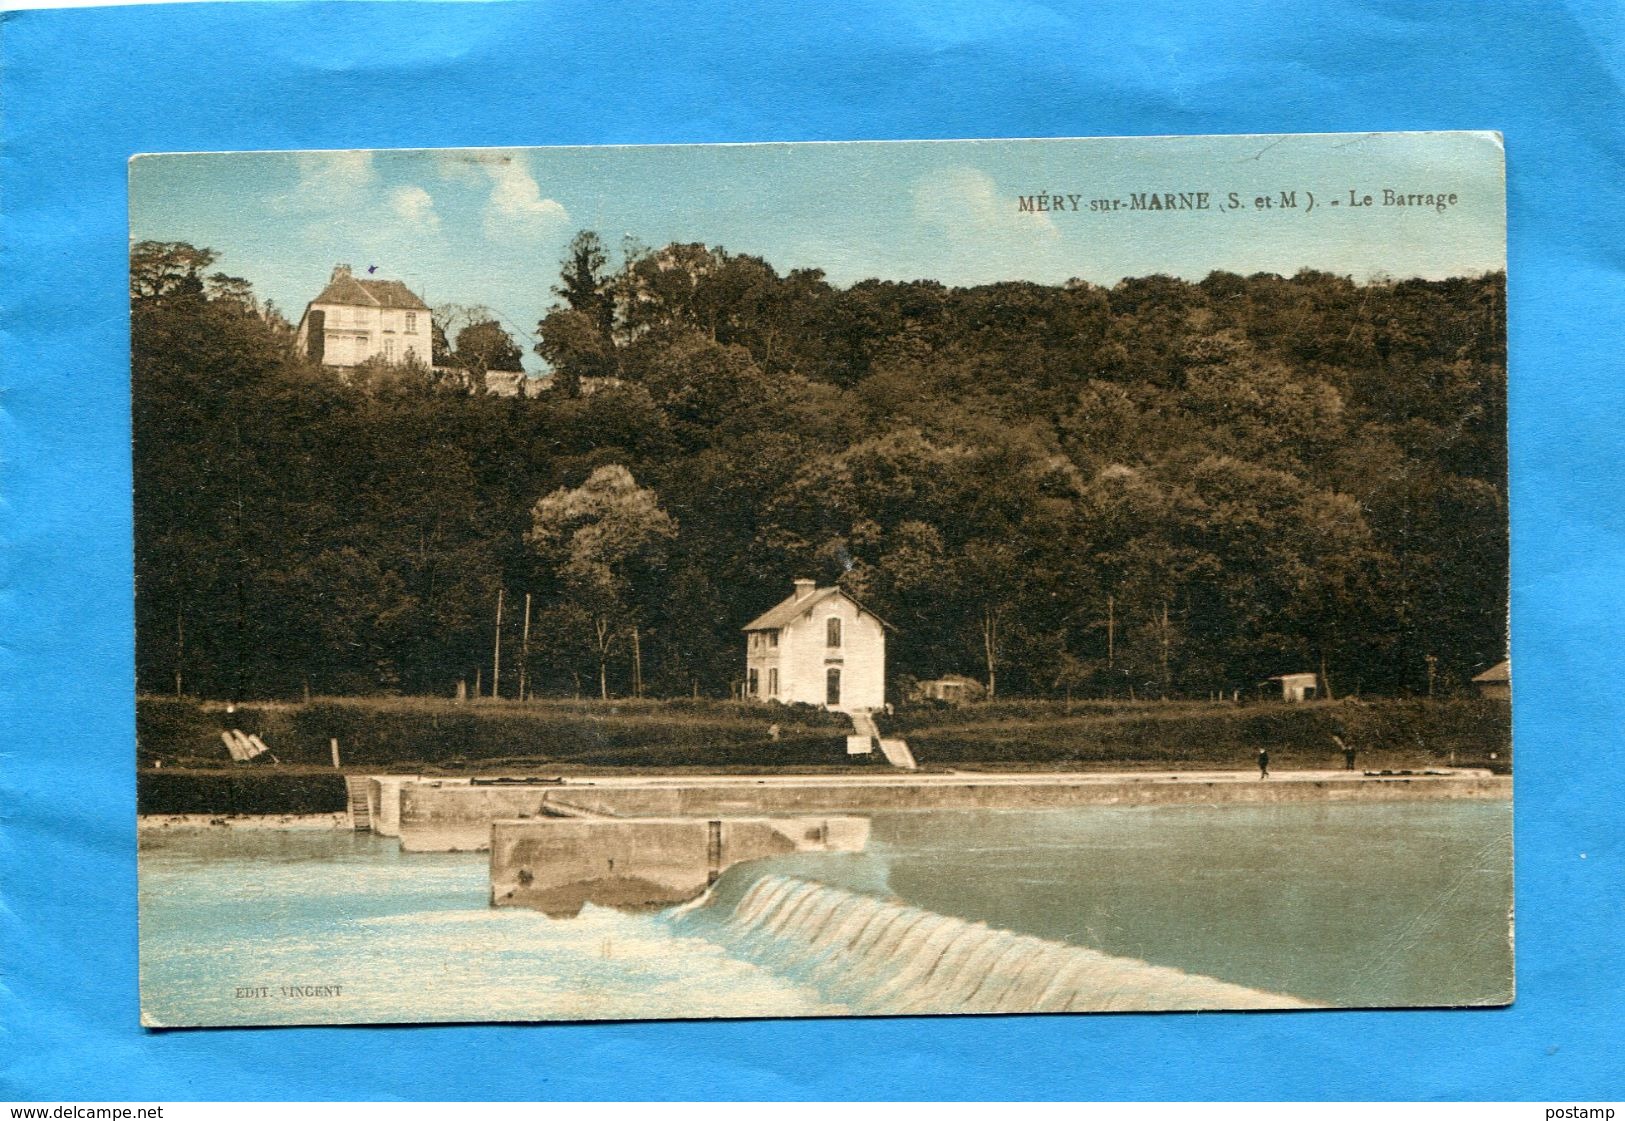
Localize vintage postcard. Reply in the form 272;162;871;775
131;133;1511;1027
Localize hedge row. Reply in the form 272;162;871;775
887;697;1224;730
136;694;1509;773
137;695;847;768
137;770;348;815
897;698;1511;770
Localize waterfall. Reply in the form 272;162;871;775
677;873;1318;1014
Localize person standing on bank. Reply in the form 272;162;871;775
1256;748;1270;779
1333;732;1357;771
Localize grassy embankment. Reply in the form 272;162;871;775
881;696;1511;773
136;693;1509;814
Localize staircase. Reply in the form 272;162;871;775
850;709;881;743
850;710;917;770
343;774;373;832
878;737;918;770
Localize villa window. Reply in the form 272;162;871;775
768;630;778;647
748;668;759;696
383;338;395;361
768;668;778;696
405;312;417;333
827;617;841;648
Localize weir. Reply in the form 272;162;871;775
490;815;870;916
678;873;1320;1014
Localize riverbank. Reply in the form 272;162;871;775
138;812;350;832
137;693;1511;774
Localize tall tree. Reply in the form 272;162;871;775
454;319;525;377
527;465;677;699
554;230;615;337
130;241;218;302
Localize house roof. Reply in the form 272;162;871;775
1472;659;1510;683
310;273;430;311
742;586;892;632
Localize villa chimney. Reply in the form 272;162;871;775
792;578;816;601
331;263;352;282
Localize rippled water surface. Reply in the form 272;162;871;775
139;800;1512;1025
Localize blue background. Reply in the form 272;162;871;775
1;0;1620;1101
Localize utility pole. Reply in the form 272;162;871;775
492;587;504;698
1160;600;1171;699
175;601;184;698
518;593;532;702
632;625;643;698
1106;593;1115;669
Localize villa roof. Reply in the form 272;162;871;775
742;586;892;632
310;273;430;311
1472;659;1510;683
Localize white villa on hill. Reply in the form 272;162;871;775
294;264;431;369
742;579;888;714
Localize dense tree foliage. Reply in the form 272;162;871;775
133;237;1507;701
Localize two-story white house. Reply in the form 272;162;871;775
294;264;432;369
742;579;888;714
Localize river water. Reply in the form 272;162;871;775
139;801;1513;1026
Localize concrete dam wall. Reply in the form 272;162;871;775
397;771;1509;852
676;873;1318;1014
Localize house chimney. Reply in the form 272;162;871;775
792;578;816;601
332;263;352;282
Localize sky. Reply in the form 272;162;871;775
129;133;1505;373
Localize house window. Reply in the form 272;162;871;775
768;668;778;696
405;312;417;333
748;668;759;696
384;337;395;361
827;617;841;648
768;630;778;648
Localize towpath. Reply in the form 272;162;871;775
549;767;1494;789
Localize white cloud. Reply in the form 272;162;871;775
479;158;569;242
268;152;443;252
913;166;1060;243
275;151;378;214
436;152;570;241
388;185;441;233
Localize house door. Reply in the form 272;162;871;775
826;667;841;707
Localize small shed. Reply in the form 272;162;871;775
1267;672;1320;703
909;674;985;705
1472;659;1511;700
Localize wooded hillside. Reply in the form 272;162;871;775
132;236;1507;702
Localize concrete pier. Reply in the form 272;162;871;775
490;815;870;916
365;774;453;838
395;769;1509;852
397;780;566;851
